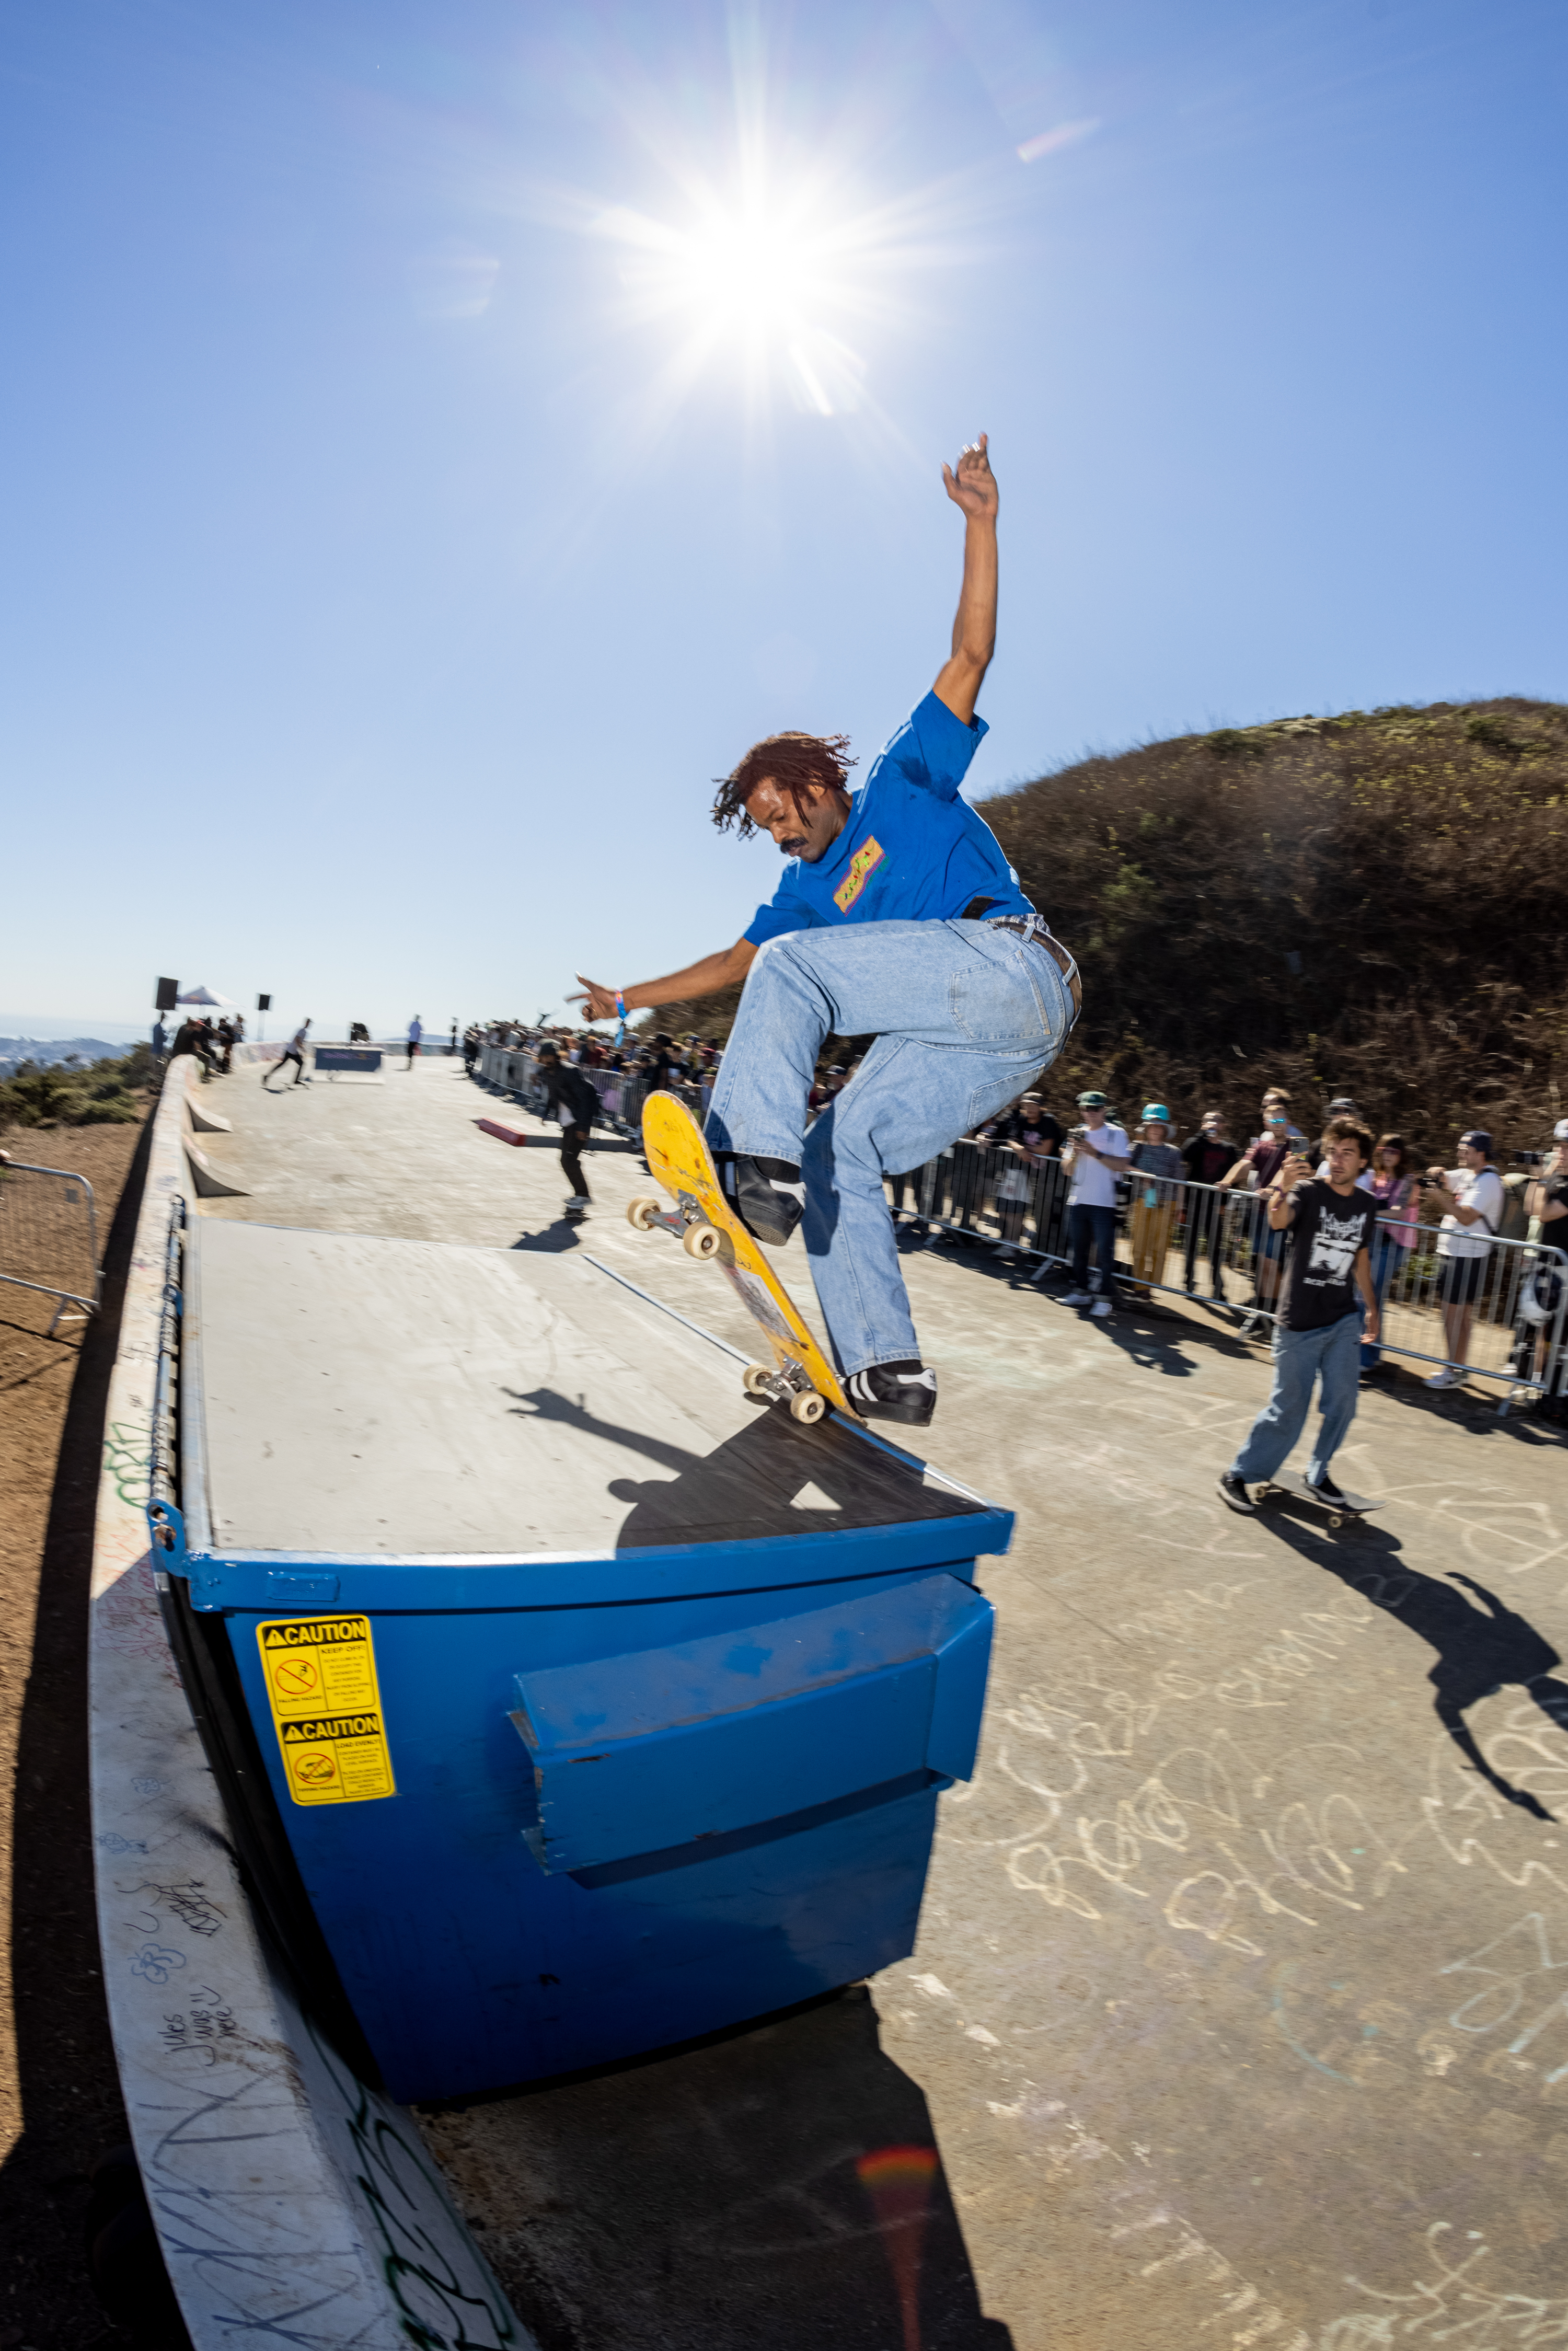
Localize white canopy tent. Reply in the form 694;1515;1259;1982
176;987;235;1007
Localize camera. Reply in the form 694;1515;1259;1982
1514;1150;1548;1169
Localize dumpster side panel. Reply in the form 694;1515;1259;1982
220;1565;987;2101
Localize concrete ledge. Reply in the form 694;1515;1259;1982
186;1099;233;1134
89;1052;529;2348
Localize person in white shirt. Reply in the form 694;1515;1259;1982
1059;1089;1131;1317
264;1020;312;1089
1421;1130;1504;1388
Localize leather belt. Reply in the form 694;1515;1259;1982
985;913;1083;1024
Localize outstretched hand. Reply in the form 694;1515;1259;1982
942;432;998;524
569;976;618;1022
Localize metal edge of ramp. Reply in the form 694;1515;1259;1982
88;1053;532;2348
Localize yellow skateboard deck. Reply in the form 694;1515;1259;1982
630;1090;854;1423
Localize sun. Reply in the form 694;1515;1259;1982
587;176;880;419
677;209;815;333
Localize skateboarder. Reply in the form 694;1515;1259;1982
1217;1116;1381;1513
533;1043;600;1221
572;436;1078;1425
263;1019;312;1088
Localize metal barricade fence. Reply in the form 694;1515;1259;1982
0;1158;101;1331
472;1045;707;1139
891;1150;1568;1412
467;1055;1568;1412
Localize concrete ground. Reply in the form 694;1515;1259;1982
197;1054;1568;2350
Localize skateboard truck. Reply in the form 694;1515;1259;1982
739;1357;828;1423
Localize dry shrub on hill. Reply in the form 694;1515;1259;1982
984;698;1568;1149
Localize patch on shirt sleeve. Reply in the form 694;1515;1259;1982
833;835;885;913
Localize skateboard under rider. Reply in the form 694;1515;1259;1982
1257;1467;1379;1530
628;1090;856;1425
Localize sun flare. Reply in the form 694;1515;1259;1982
588;177;885;418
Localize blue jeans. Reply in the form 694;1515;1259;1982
1229;1314;1362;1485
1361;1235;1408;1369
1068;1203;1119;1296
705;919;1074;1375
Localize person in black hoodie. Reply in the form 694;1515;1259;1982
534;1043;601;1220
1180;1109;1240;1298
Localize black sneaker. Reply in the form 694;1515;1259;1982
1306;1469;1345;1505
1216;1471;1255;1514
714;1154;804;1246
845;1360;938;1426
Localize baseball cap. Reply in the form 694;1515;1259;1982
1460;1129;1493;1154
1327;1096;1357;1112
1142;1102;1171;1123
1077;1090;1109;1108
1554;1120;1568;1142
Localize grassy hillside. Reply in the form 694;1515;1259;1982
646;697;1567;1156
985;697;1567;1151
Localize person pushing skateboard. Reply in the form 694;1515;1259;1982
573;436;1078;1426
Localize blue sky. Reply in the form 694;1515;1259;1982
4;0;1565;1041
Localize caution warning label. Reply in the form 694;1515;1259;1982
256;1615;396;1806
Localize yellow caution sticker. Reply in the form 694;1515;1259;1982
256;1614;396;1806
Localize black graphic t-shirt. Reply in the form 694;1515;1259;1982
1280;1180;1376;1332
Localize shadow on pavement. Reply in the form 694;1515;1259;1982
1255;1508;1568;1823
418;1982;1012;2351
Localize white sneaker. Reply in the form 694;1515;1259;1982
1090;1297;1114;1318
1060;1288;1094;1306
1425;1366;1462;1389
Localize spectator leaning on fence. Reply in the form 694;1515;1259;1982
987;1090;1062;1260
1360;1134;1421;1379
1217;1106;1298;1334
1125;1104;1184;1299
1421;1131;1504;1391
1258;1087;1308;1146
1218;1115;1380;1514
1060;1091;1131;1317
1180;1110;1240;1299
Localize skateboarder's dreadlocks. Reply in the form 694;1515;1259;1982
573;434;1082;1428
711;734;856;839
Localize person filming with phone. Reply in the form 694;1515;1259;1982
1217;1116;1380;1514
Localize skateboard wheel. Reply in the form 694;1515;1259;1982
789;1390;827;1425
627;1197;660;1231
742;1363;775;1396
683;1222;722;1260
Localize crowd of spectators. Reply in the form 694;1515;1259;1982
158;1011;245;1082
917;1076;1568;1416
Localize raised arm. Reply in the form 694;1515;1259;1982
572;938;757;1024
932;435;999;727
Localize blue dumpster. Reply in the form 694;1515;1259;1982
155;1219;1009;2102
